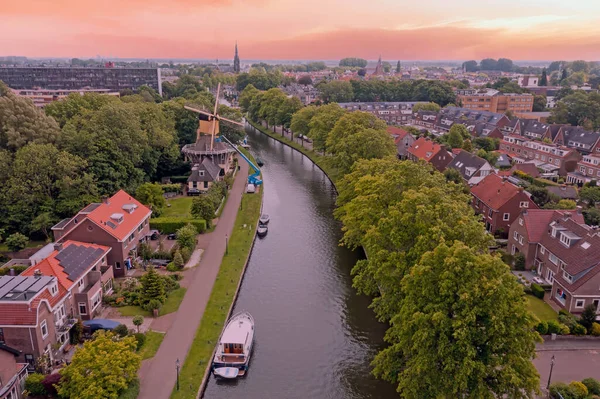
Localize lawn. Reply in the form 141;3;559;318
247;119;341;183
0;240;47;253
162;197;193;218
526;295;558;322
171;159;262;399
117;287;188;317
139;331;165;360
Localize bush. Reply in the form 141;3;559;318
71;319;83;344
580;304;598;332
113;324;129;337
144;299;162;312
0;265;28;276
514;253;526;271
569;381;589;398
169;175;190;184
133;332;146;351
161;183;181;193
591;323;600;337
161;275;180;293
560;324;570;335
583;378;600;395
547;320;562;334
132;315;144;333
42;372;61;396
531;283;545;299
24;373;47;396
166;262;179;272
559;312;579;331
5;232;29;252
559;309;570;316
535;321;548;335
103;294;117;305
180;246;191;263
572;323;587;336
170;273;182;281
149;218;206;234
173;250;184;268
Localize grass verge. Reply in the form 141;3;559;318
139;331;165;360
247;119;341;183
163;197;193;218
117;287;188;317
526;295;558;322
170;160;262;399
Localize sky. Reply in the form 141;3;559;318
1;0;599;61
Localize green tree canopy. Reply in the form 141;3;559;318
176;223;198;251
135;183;166;216
58;332;141;399
412;102;441;113
140;268;166;304
307;103;346;152
372;242;540;399
318;81;354;103
191;196;216;226
339;57;368;68
290;105;318;137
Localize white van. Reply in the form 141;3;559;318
246;184;256;194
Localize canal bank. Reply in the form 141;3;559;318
203;123;397;399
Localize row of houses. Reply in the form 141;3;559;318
0;190;152;378
337;102;426;125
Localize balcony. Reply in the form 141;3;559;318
55;317;78;333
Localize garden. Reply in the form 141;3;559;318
549;377;600;399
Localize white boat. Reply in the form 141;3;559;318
259;214;270;225
257;224;268;237
212;311;254;378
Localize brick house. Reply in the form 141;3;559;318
51;190;152;278
567;154;600;185
406;137;452;172
507;209;585;268
337;102;425;125
414;110;439;129
0;344;28;399
510;211;600;316
0;241;112;365
446;150;493;186
187;158;222;195
470;174;539;234
387;126;415;159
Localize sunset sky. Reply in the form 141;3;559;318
1;0;599;60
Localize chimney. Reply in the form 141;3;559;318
54;243;63;252
34;269;42;277
518;187;524;192
101;196;110;205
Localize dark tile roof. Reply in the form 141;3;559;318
52;218;71;230
0;343;21;356
561;127;600;149
447;150;489;180
547;186;579;200
188;158;221;182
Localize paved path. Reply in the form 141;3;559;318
184;249;203;269
138;160;249;399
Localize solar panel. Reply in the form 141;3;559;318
0;276;26;299
56;244;106;281
28;276;53;292
106;221;117;229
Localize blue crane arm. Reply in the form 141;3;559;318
218;135;262;185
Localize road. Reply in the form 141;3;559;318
535;339;600;387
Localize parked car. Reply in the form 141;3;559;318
247;184;256;194
83;319;120;334
149;259;169;268
167;233;177;240
149;230;160;240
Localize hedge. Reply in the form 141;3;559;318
0;265;28;276
150;218;206;234
531;283;545;299
169;176;190;184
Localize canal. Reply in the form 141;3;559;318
203;126;398;399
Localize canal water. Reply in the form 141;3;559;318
203;126;398;399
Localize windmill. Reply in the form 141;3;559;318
184;83;244;151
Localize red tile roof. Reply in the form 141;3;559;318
407;137;444;162
470;174;524;210
521;209;585;242
387;126;409;141
85;190;151;241
0;304;38;326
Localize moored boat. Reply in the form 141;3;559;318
257;224;268;237
259;214;270;225
212;311;255;378
256;157;264;167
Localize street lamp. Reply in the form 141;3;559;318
225;234;229;255
176;358;180;391
546;354;555;392
240;192;243;210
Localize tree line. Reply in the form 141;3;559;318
0;78;243;242
242;90;541;397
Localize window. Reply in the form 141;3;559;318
488;208;493;218
115;262;121;269
50;283;58;296
503;213;510;221
204;181;209;188
129;233;134;241
103;278;113;294
519;236;524;245
41;320;48;339
0;327;4;344
511;245;516;255
79;302;87;315
24;354;34;371
520;201;529;208
513;231;519;240
519;218;523;226
78;279;84;291
91;293;101;311
559;233;571;247
575;299;585;308
549;253;559;265
199;170;204;176
563;271;573;283
540;246;546;255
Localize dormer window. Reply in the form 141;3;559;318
559;233;571;247
562;270;573;283
110;213;124;223
50;282;58;296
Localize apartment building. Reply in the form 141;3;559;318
9;88;120;107
567;154;600;185
51;190;152;278
0;241;112;364
457;89;534;113
499;135;580;176
509;210;600;316
337;102;426;125
0;67;162;95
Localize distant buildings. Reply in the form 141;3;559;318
337;102;426;125
10;88;120;107
0;66;162;95
456;88;534;113
280;84;320;105
387;126;415;159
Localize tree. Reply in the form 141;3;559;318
372;242;540;399
539;68;548;86
329;128;396;175
290;105;318;137
548;61;564;73
480;58;499;71
447;124;467;148
583;208;600;226
276;97;303;132
307;103;346;152
132;315;144;333
463;60;479;72
550;91;600;130
497;57;514;72
58;331;141;399
555;199;577;209
140;268;166;304
533;95;547;112
176;224;197;251
238;84;260;113
561;68;568;81
357;68;367;77
0;83;61;151
411;102;441;113
297;76;313;85
462;139;473;152
529;186;552;207
318;80;354;103
173;250;184;269
135;183;166;216
258;88;288;130
191;196;216;225
339;57;368;68
444;168;462;184
382;61;392;73
571;60;590;73
5;232;28;252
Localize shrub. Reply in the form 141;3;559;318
120;277;140;292
5;233;28;252
169;175;190;184
176;224;198;251
161;275;180;293
569;381;588;398
549;382;575;399
580;304;598;332
180;246;191;263
71;319;83;344
559;309;570;316
149;217;206;234
144;299;162;312
42;373;61;396
103;294;117;305
559;312;579;331
24;373;47;396
547;320;561;334
572;323;587;336
514;253;526;271
591;323;600;337
583;378;600;395
133;332;146;351
114;324;129;337
535;321;548;335
531;283;545;299
132;315;144;333
170;273;182;281
161;183;181;193
166;262;179;272
173;250;184;269
559;324;570;335
0;265;28;276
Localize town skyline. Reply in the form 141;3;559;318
2;0;600;60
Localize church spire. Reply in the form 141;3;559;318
233;41;240;74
